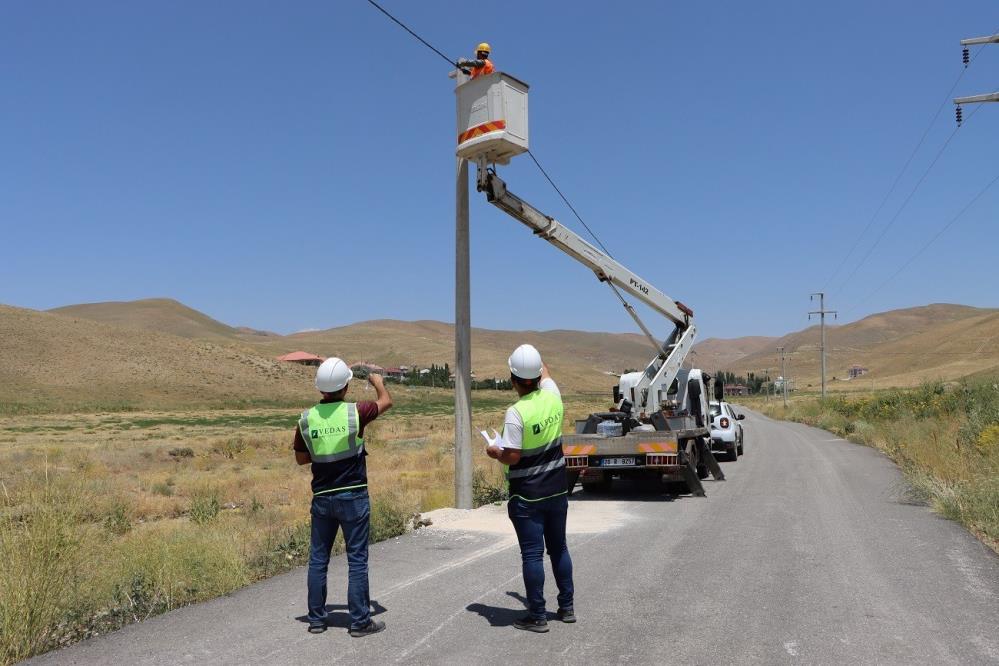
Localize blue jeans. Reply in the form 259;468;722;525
307;489;371;629
507;494;574;620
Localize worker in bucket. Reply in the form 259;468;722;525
458;42;494;79
293;358;393;637
483;344;575;632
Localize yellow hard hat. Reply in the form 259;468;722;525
476;42;491;54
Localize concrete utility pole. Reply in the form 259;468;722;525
454;156;473;509
777;346;788;408
809;292;837;399
954;32;999;124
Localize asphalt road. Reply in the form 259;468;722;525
28;410;999;665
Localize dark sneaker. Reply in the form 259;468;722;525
307;622;327;634
556;608;576;623
349;619;386;637
513;616;549;633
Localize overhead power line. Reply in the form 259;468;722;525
363;0;462;69
830;105;982;301
820;29;998;293
526;150;615;258
363;0;616;260
844;169;999;315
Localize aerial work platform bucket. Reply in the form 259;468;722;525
455;71;529;164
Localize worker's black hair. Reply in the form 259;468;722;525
322;386;348;402
511;374;540;393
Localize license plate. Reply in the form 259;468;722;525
601;457;636;467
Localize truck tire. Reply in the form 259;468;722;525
566;470;581;491
696;464;709;480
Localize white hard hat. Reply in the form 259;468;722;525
508;344;543;380
315;357;353;393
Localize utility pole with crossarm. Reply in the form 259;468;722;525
954;32;999;125
809;292;837;399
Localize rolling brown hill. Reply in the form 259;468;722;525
690;336;778;373
248;319;654;392
10;299;996;413
0;304;314;413
40;299;656;391
0;303;655;413
722;304;999;389
49;298;242;340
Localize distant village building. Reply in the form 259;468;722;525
774;377;794;392
276;351;325;367
723;384;748;397
848;365;869;379
385;367;406;380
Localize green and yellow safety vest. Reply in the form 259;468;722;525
299;402;367;495
505;388;567;501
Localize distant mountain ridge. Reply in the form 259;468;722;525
13;299;997;403
50;298;241;340
718;304;999;389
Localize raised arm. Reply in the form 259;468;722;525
368;373;393;415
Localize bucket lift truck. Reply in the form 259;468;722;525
476;165;724;496
456;70;724;495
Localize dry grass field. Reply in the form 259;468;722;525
0;385;606;664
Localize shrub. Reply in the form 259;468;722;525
151;482;174;497
472;468;508;507
103;502;132;536
189;490;221;525
0;481;85;664
369;494;410;542
168;447;194;459
213;438;246;460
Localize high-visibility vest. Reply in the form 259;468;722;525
299;402;364;464
505;389;567;501
470;59;495;79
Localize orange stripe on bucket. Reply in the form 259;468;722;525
458;119;507;144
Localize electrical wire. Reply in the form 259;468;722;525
820;30;999;293
830;104;983;301
362;0;616;260
843;169;999;316
526;149;616;258
363;0;462;69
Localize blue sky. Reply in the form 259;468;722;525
2;1;996;339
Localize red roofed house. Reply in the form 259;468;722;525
277;351;325;367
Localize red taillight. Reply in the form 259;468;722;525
720;417;730;429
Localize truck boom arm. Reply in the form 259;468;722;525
478;167;697;413
480;170;693;328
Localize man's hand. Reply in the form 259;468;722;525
486;445;503;459
368;373;393;414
